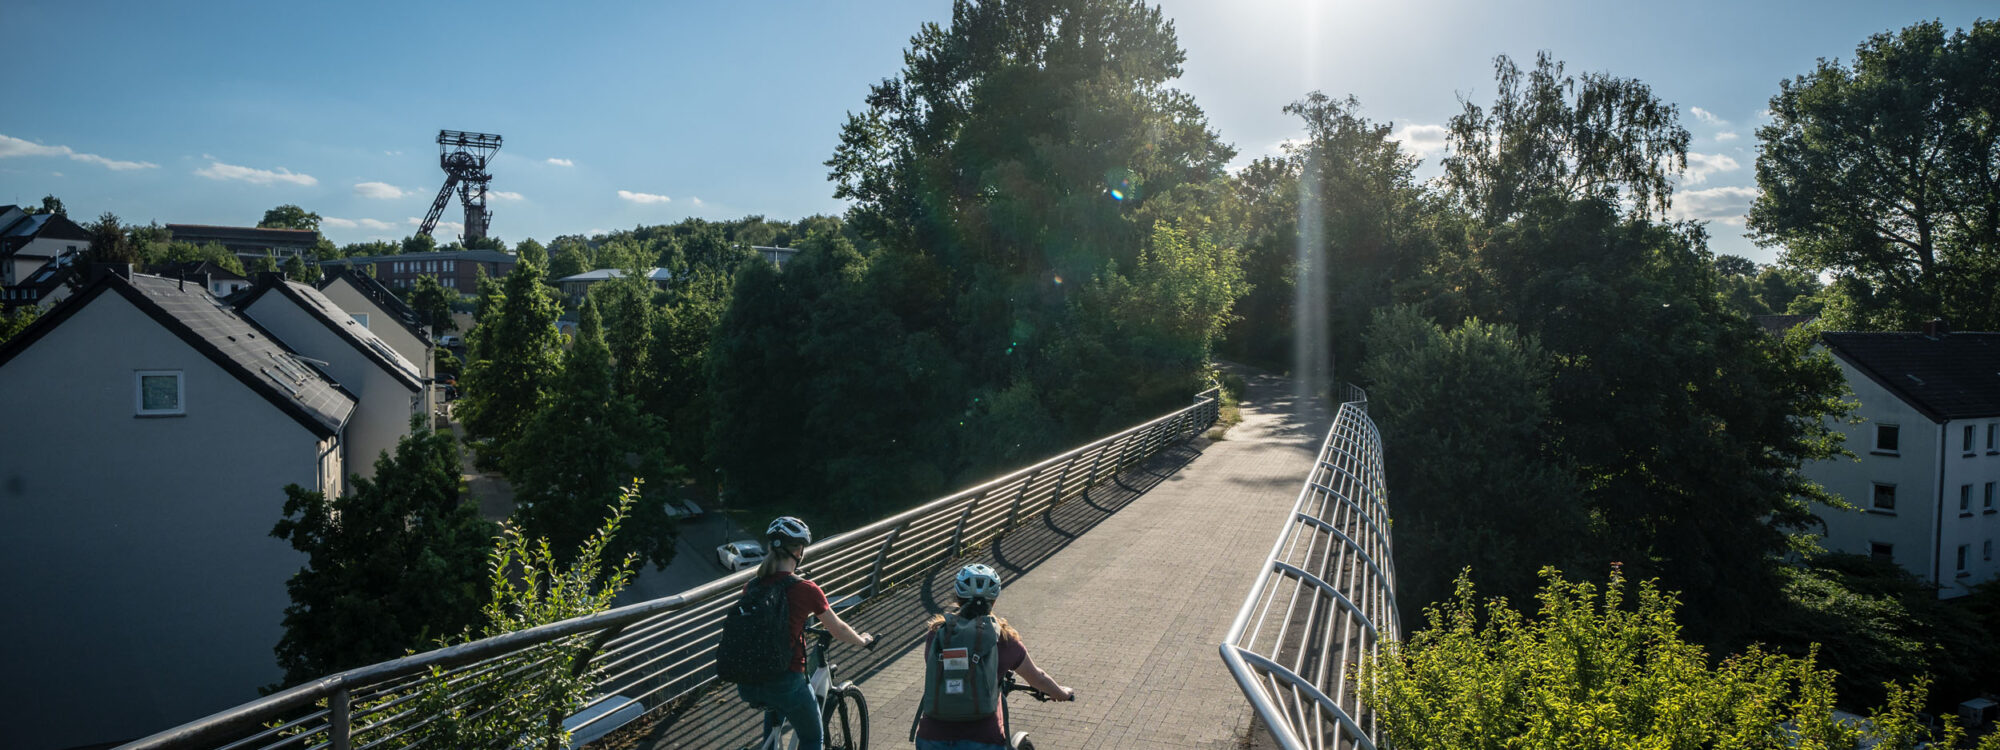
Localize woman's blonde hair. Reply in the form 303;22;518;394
926;598;1021;644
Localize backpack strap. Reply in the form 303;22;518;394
910;622;944;742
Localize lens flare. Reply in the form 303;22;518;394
1052;275;1063;285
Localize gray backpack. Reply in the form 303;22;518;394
919;613;1001;722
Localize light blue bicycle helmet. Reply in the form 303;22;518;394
955;563;1003;601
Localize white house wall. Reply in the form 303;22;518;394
318;278;431;379
1940;416;2000;596
0;292;323;749
241;294;417;479
1806;357;1943;584
2;235;84;285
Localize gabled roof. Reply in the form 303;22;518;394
1823;331;2000;421
1752;314;1816;335
554;268;673;283
0;211;91;257
0;271;356;437
153;260;248;282
317;267;426;340
236;276;423;392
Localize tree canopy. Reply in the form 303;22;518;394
259;204;322;232
1750;19;2000;331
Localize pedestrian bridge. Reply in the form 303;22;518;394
121;370;1393;750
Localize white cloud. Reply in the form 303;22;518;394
323;217;357;228
489;190;524;201
353;181;408;199
617;189;672;204
384;150;404;157
195;160;317;186
1390;123;1450;158
1682;152;1741;184
0;133;158;171
1715;131;1740;142
1690;107;1727;126
1670;185;1760;226
585;228;609;237
50;171;63;177
690;196;706;207
325;217;401;231
546;157;574;167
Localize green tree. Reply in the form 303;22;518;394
1360;306;1584;615
1749;19;2000;331
258;204;322;232
460;250;562;452
508;301;677;568
401;233;438;256
1365;568;2000;750
546;241;589;280
0;306;40;345
249;252;279;274
27;194;65;216
282;253;320;284
86;212;141;265
406;274;458;337
1444;52;1690;225
268;424;494;686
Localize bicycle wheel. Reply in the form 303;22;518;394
821;685;869;750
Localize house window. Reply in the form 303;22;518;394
1986;481;1995;511
1958;544;1969;574
1987;540;1994;562
1988;423;1997;453
135;370;184;416
446;260;455;271
1874;424;1900;454
1966;424;1977;455
352;312;370;329
1870;542;1894;563
1963;484;1974;515
1872;483;1897;511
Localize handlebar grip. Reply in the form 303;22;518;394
863;634;879;651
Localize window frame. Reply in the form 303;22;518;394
1957;544;1969;575
1873;424;1901;455
1965;424;1977;455
351;312;370;329
135;370;185;417
1871;482;1897;513
1869;541;1894;563
1962;484;1974;516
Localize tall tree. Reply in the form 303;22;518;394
460;250;562;451
269;425;494;686
1749;19;2000;331
27;194;65;216
401;233;438;256
86;212;141;265
259;204;322;232
508;301;677;568
282;253;320;284
1444;52;1690;225
406;274;458;338
0;306;39;346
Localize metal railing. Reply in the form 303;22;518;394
123;388;1221;750
1220;388;1397;750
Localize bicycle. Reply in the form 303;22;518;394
998;671;1074;750
749;623;872;750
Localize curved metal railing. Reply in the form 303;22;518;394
121;388;1219;750
1220;388;1397;750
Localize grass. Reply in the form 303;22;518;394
1206;366;1248;440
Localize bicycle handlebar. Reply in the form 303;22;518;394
1001;672;1071;703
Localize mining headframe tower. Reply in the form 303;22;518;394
420;130;501;242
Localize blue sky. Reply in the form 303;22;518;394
1;1;1989;264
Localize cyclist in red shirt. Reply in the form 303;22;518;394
915;564;1073;749
737;516;874;750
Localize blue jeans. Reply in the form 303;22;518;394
916;740;1007;750
737;671;821;750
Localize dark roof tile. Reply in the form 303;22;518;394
1823;331;2000;421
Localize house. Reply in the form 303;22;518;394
317;267;432;379
0;269;354;749
315;249;517;292
1;249;82;310
553;267;674;301
1804;325;2000;598
153;259;252;298
165;224;320;265
752;245;800;269
0;205;91;286
234;274;426;477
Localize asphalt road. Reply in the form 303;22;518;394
616;512;757;605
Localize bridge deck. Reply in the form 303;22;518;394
634;370;1327;749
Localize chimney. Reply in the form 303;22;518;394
1922;318;1949;337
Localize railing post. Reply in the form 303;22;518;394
547;623;631;749
950;495;982;557
330;687;351;750
1002;468;1038;532
866;521;910;597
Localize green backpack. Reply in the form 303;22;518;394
918;613;1001;723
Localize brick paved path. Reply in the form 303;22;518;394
637;368;1329;749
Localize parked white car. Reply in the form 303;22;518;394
716;540;766;571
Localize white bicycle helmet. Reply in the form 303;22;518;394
955;563;1003;601
766;516;811;553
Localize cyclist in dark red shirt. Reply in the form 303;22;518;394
737;516;874;750
915;564;1073;749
